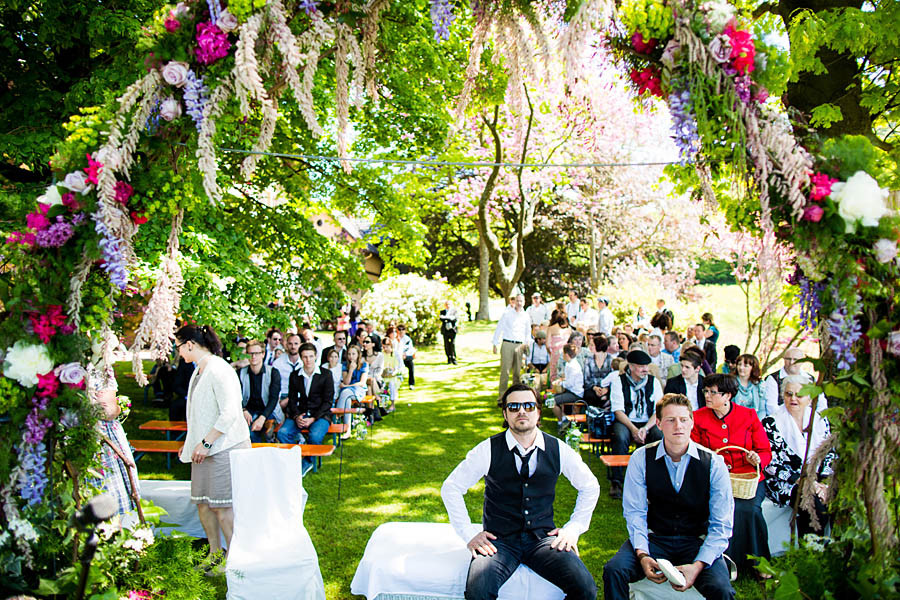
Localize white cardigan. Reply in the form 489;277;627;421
180;355;250;463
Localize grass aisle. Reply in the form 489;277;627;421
120;321;764;599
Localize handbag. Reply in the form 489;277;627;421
586;406;615;438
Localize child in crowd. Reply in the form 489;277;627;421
527;329;551;389
551;344;584;433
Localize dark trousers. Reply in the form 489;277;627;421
728;483;769;571
584;386;610;410
465;532;596;600
603;537;735;600
610;421;662;483
403;356;415;386
443;332;457;363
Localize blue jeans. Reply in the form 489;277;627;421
465;532;596;600
603;537;734;600
247;412;268;443
276;417;331;470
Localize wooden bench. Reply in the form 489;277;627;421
600;454;631;480
580;433;611;455
565;414;586;423
130;441;336;472
139;420;188;468
331;407;366;415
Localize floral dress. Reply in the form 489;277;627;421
761;415;836;507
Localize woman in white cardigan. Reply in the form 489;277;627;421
176;324;250;570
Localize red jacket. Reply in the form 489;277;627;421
691;404;772;481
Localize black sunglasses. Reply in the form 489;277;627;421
506;401;538;413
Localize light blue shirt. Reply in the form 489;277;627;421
623;440;734;567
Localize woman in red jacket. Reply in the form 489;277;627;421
691;373;772;575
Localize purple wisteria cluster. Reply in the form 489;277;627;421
34;217;75;248
206;0;221;23
793;273;825;331
828;290;863;371
18;396;52;505
732;73;752;104
144;97;163;135
92;211;129;290
184;70;210;132
430;0;456;42
298;0;319;14
668;90;700;162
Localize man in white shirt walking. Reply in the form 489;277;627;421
492;294;531;398
441;385;600;600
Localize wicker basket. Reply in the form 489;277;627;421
716;445;760;500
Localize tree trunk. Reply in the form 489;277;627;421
476;233;491;320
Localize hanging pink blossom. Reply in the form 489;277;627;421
724;26;755;75
6;231;36;246
802;204;824;223
85;153;103;185
115;181;135;204
631;32;657;54
195;22;231;65
809;172;837;201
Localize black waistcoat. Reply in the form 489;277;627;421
645;441;712;537
483;431;560;538
621;373;654;422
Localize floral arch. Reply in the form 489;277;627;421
1;0;898;594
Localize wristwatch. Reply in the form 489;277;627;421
201;438;212;449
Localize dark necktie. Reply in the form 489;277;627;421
512;447;536;480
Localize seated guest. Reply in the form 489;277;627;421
606;334;621;359
583;334;613;410
277;343;335;471
527;329;551;374
664;352;706;410
379;337;401;410
550;331;590;381
324;348;342;403
349;327;368;349
320;330;348;366
263;327;283;366
551;344;585;432
763;347;827;417
238;340;282;443
649;311;671;340
762;375;836;536
300;326;323;363
647;333;674;385
363;336;384;397
272;333;304;420
683;345;713;376
608;350;664;499
441;385;600;600
603;394;735;600
229;337;250;370
718;345;740;374
691;374;771;573
734;354;767;419
617;332;635;354
336;346;369;429
662;331;681;362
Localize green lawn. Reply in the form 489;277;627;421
119;319;766;599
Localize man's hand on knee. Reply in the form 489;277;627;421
547;527;579;554
467;531;498;558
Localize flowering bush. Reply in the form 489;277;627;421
361;274;463;345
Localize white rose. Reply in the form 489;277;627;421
36;184;63;207
159;97;183;122
832;171;890;233
61;171;93;195
3;341;54;387
55;362;86;385
161;61;190;88
216;10;239;33
874;238;898;264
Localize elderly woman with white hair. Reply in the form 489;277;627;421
761;374;837;536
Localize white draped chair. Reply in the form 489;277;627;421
226;447;325;600
350;522;565;600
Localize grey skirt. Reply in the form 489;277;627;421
190;440;251;507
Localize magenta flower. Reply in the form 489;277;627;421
6;231;37;246
725;26;755;75
165;16;181;32
631;32;657;55
85;153;103;185
195;22;231;65
62;192;80;211
809;172;837;201
115;181;135;204
36;371;60;398
26;205;50;231
802;204;824;222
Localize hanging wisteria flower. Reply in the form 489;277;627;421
36;184;63;207
430;0;456;42
94;147;123;171
298;0;319;14
195;22;231;65
206;0;220;23
183;70;209;131
828;290;862;370
832;171;890;233
794;275;825;331
17;441;48;505
161;61;190;87
668;90;700;162
874;238;898;264
92;211;129;290
4;341;53;387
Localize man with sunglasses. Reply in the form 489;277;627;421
320;330;348;367
441;384;600;600
263;328;283;366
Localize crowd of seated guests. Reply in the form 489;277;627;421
511;289;837;575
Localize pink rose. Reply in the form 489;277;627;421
708;35;732;64
802;204;824;222
161;61;190;87
114;181;134;204
216;10;239;33
660;40;681;69
159;97;182;121
888;331;900;357
631;32;657;54
55;362;87;387
809;172;837;201
164;17;181;33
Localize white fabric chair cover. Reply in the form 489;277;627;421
350;522;564;600
226;447;325;600
762;498;793;556
629;578;704;599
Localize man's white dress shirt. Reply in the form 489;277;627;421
492;308;532;346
